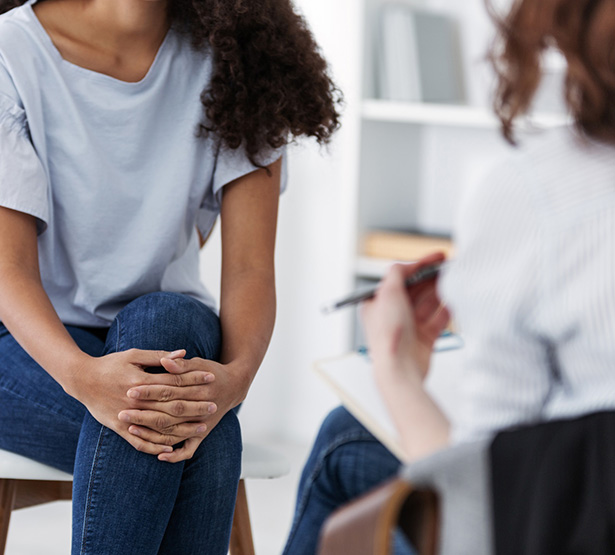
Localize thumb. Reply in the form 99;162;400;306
127;348;186;368
160;356;188;374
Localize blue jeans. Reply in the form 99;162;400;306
0;292;242;555
283;406;415;555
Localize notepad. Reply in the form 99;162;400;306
314;335;464;461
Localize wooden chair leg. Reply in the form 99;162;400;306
0;479;17;555
230;479;255;555
12;480;72;510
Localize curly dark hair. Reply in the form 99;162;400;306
488;0;615;145
1;0;342;166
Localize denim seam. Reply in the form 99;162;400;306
80;425;106;555
284;430;381;550
115;312;123;352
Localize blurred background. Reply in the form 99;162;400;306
7;0;568;552
201;0;566;445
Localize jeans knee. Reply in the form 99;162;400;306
107;292;221;359
307;407;386;486
316;406;367;448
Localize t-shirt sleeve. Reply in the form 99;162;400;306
439;157;552;444
0;88;49;234
196;143;288;239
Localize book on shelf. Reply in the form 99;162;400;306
378;2;421;102
378;2;465;104
362;230;454;262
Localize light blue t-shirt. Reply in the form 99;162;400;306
0;1;286;326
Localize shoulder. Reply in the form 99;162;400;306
516;127;615;225
455;144;538;245
0;3;36;53
168;28;212;78
0;3;41;104
459;126;615;231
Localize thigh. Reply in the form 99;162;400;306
0;324;105;473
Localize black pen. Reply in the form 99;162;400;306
321;262;445;314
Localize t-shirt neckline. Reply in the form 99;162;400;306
24;0;172;90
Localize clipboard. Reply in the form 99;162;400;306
314;334;464;461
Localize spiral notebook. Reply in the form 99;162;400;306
314;334;464;461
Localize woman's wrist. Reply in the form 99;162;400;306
374;353;424;392
221;358;255;407
59;350;96;399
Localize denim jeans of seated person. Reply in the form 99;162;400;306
0;292;242;555
283;406;416;555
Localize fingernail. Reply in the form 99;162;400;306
203;373;214;383
159;455;170;462
129;426;140;436
118;412;130;422
197;425;207;433
169;350;185;358
208;404;217;414
163;446;173;453
127;389;140;399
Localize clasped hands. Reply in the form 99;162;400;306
74;349;240;463
123;351;235;463
362;252;451;382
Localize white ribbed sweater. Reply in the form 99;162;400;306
439;127;615;443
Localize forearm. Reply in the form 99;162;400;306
218;267;276;406
376;358;450;463
0;263;90;392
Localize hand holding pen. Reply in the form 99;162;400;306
323;256;447;314
361;253;451;380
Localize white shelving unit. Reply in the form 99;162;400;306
362;99;569;129
353;0;566;287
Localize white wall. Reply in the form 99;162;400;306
199;0;554;445
199;0;364;443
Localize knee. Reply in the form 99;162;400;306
301;407;371;485
316;406;369;448
107;292;221;359
306;407;401;497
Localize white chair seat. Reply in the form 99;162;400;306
0;442;289;555
240;443;290;479
0;443;289;482
0;449;72;482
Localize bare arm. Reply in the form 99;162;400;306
122;158;282;462
0;207;90;385
362;256;451;462
0;206;208;456
217;157;281;401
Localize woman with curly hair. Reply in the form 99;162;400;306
283;0;615;552
0;0;339;552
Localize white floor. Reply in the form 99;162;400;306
5;439;311;555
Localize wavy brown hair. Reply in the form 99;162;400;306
488;0;615;145
0;0;342;166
